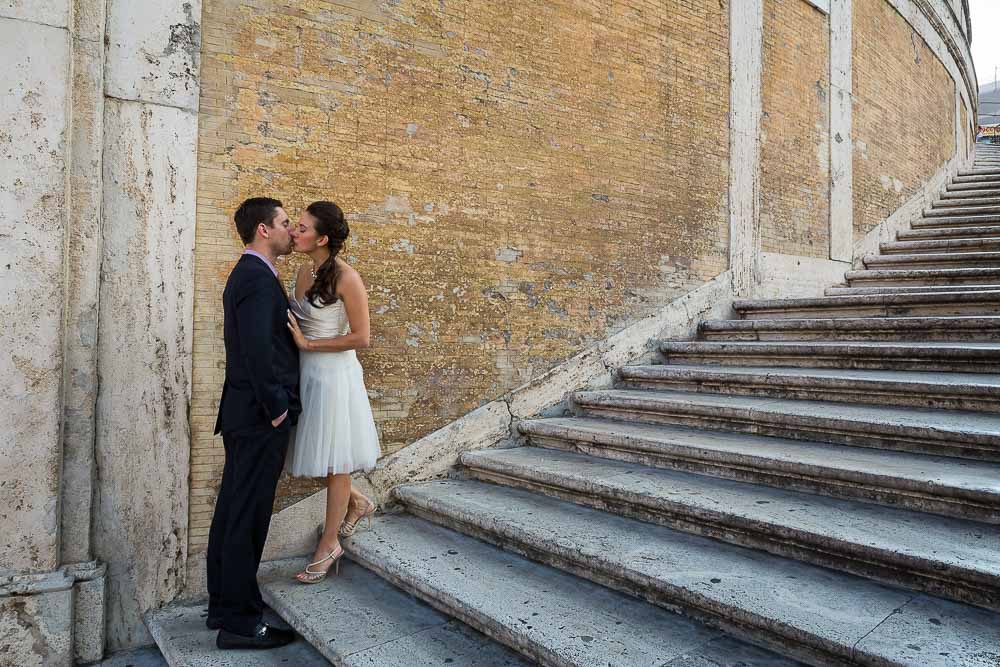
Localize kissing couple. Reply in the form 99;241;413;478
206;197;381;650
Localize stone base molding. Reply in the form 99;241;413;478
0;562;106;666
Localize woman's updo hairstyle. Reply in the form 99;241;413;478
305;201;349;307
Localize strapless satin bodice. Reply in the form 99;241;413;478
290;289;351;340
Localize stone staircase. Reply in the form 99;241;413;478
149;147;1000;666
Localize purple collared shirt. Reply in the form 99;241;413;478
243;249;278;277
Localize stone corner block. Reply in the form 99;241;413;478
0;569;74;667
105;0;201;110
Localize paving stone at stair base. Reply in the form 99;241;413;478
258;558;529;666
145;602;327;666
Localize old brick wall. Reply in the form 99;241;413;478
760;0;830;258
852;0;956;237
189;0;731;551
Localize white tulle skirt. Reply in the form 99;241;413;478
286;349;380;477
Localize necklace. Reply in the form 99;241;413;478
310;263;320;279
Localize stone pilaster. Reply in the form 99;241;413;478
0;5;74;664
729;0;764;296
92;0;201;650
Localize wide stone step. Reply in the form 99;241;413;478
826;283;1000;296
953;172;1000;184
735;290;1000;318
342;514;796;667
660;339;1000;372
941;189;1000;200
617;363;1000;411
517;416;1000;523
256;559;529;666
395;480;1000;667
931;196;1000;209
698;315;1000;341
881;238;1000;253
146;602;328;667
845;266;1000;287
863;251;1000;269
461;446;1000;610
571;388;1000;460
958;167;1000;177
912;212;1000;226
925;204;1000;217
898;224;1000;240
946;180;1000;192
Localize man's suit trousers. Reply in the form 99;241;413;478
206;423;290;635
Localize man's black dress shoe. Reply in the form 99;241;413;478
216;622;295;650
205;616;222;630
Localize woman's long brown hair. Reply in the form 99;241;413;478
305;201;349;307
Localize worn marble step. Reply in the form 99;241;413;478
517;416;1000;523
953;172;1000;184
925;204;1000;218
617;364;1000;412
461;446;1000;610
734;291;1000;319
863;251;1000;269
958;167;1000;177
881;238;1000;253
912;212;1000;226
897;224;1000;240
825;283;1000;296
342;514;797;667
931;196;1000;209
946;180;1000;192
571;388;1000;460
256;559;529;666
941;188;1000;199
146;602;328;667
845;266;1000;287
395;480;1000;667
699;315;1000;342
659;340;1000;372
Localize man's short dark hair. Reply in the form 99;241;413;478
234;197;283;245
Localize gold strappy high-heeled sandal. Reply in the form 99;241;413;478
295;545;344;584
339;496;376;538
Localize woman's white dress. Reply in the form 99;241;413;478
286;284;380;477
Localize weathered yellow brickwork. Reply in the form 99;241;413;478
760;0;830;258
853;0;955;237
189;0;731;550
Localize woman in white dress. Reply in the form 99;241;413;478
284;201;381;583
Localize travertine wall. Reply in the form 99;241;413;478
189;0;732;549
761;0;831;258
852;0;956;237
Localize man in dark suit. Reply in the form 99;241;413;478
207;197;301;650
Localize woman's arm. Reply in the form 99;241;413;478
287;270;371;352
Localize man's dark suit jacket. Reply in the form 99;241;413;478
214;254;301;435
